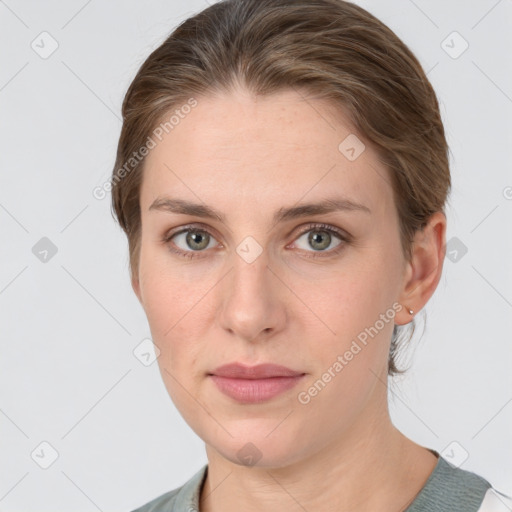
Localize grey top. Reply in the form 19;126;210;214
131;449;493;512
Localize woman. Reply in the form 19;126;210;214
110;0;511;510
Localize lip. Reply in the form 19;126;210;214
208;363;306;403
211;363;304;379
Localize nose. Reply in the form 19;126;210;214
217;245;286;343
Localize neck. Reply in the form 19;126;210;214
200;381;438;512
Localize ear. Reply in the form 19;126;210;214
395;211;447;326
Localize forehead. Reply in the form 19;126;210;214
140;88;394;218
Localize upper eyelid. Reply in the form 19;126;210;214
167;222;221;242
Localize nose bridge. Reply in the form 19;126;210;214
218;239;282;340
229;240;271;306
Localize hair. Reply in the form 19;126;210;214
110;0;451;377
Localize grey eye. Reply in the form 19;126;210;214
295;229;342;252
173;230;216;251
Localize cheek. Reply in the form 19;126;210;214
138;265;223;405
294;254;398;376
138;262;199;366
140;268;207;416
139;241;196;333
294;273;393;420
305;257;395;332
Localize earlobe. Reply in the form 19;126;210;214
396;212;447;325
396;261;416;326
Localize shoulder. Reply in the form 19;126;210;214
407;454;495;511
130;487;181;512
129;465;208;512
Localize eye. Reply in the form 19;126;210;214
163;222;350;260
163;226;219;259
292;223;348;257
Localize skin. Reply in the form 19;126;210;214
132;86;446;512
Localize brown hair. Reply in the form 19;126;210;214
110;0;451;376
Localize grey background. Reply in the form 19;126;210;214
1;0;511;510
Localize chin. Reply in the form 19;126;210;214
206;429;308;470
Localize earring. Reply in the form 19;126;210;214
406;306;414;315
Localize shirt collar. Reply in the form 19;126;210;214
172;463;208;512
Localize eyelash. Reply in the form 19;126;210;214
162;222;351;260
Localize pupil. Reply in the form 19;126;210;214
187;231;208;250
310;231;329;250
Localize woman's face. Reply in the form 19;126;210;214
133;87;412;467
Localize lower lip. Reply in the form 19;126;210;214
209;375;305;403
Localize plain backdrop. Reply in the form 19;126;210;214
1;0;511;510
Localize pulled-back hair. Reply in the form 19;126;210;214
110;0;451;376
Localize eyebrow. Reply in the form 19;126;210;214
149;196;371;226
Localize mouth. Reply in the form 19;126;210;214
208;362;306;403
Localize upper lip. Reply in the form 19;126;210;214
210;363;305;379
